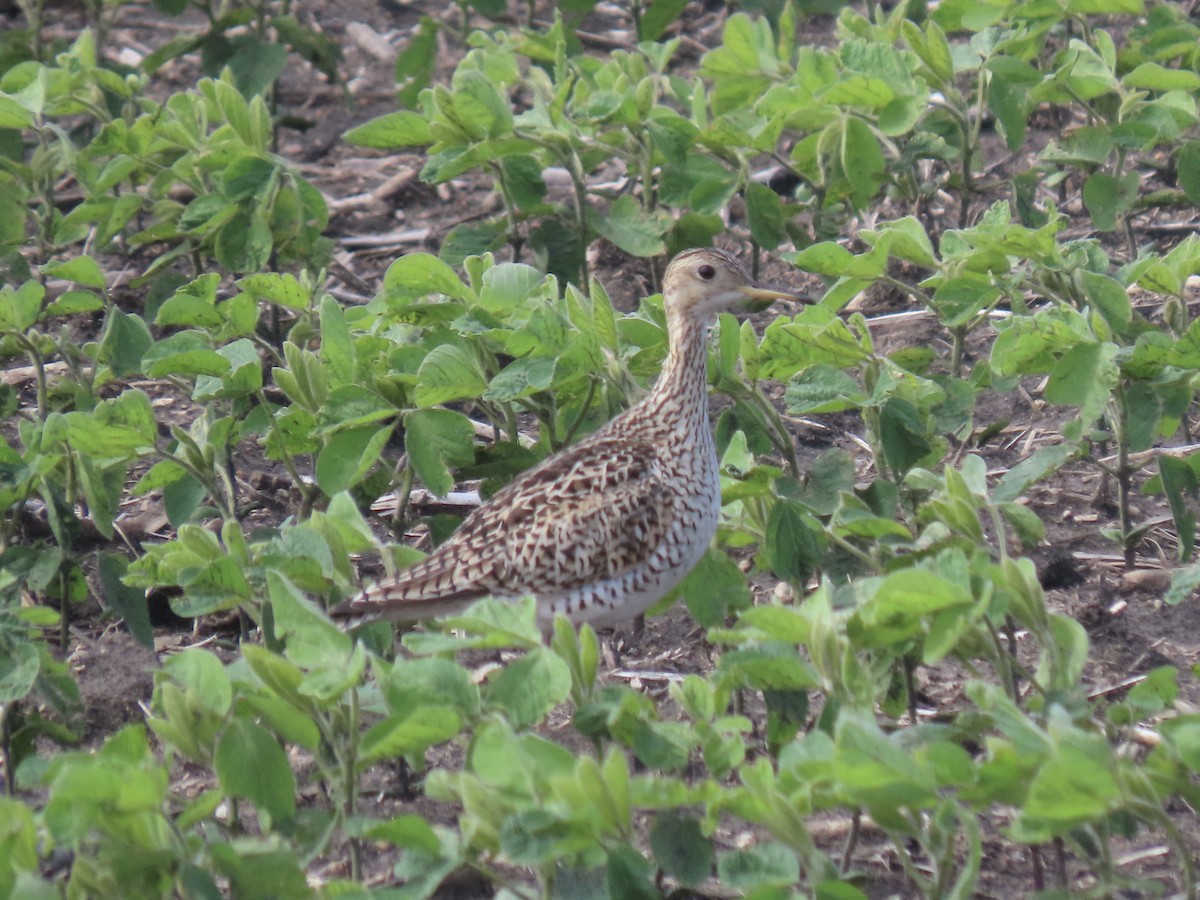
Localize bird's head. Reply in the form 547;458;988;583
661;248;804;321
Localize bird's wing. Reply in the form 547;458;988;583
493;434;674;593
330;434;674;623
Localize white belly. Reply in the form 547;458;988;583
534;469;721;629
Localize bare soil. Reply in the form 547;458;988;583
7;0;1200;896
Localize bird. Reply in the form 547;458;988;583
330;248;802;632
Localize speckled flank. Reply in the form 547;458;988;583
329;248;796;631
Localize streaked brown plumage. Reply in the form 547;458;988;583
330;248;801;631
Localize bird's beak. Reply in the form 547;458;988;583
737;283;808;313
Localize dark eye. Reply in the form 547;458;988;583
697;264;716;280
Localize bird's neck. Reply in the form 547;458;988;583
644;313;713;438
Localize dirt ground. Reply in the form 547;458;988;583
9;0;1200;896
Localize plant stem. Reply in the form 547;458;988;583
561;375;598;447
345;688;361;881
15;336;49;419
391;455;415;539
1112;392;1136;568
949;326;965;378
58;569;70;651
0;701;15;796
566;148;590;289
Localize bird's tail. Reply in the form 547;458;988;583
328;578;485;628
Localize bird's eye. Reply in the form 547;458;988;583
697;264;716;280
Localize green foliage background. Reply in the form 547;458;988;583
2;0;1200;896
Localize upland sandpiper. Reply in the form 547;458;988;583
330;248;801;631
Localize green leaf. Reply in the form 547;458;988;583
1079;271;1131;334
590;195;667;257
856;568;972;646
364;814;441;852
785;365;867;414
649;812;712;886
272;14;342;83
787;242;886;278
164;647;233;716
142;332;231;378
820;74;895;109
1166;558;1200;605
1045;613;1089;689
869;216;937;268
41;255;106;289
717;644;819;690
451;69;513;139
383;253;470;301
240;695;320;751
315;426;390;496
483;357;555;402
498;155;546;211
905;19;953;83
440;220;507;266
1019;742;1118;832
359;707;463;764
0;641;39;704
1044;342;1119;426
993;443;1079;502
745;182;786;251
1124;666;1179;716
986;58;1036;150
94;309;149;379
1065;0;1143;13
677;548;752;627
879;397;934;476
74;458;120;539
394;16;439;107
156;294;223;331
169;555;251;617
163;474;207;528
381;657;480;720
998;502;1046;546
0;280;43;331
1159;455;1197;561
483;647;571;729
839;116;885;209
215;210;272;273
215;720;296;828
0;94;33;128
179;194;237;236
414;344;488;406
209;338;263;398
632;720;695;771
717;842;801;890
1179;142;1200;207
833;709;937;810
321;385;393;429
404;408;476;497
238;272;310;311
1123;62;1200;91
931;278;1000;328
1082;172;1137;232
346;110;433;148
64;415;152;461
222;155;277;202
607;846;658;900
223;37;288;99
736;605;812;645
765;499;822;584
268;571;353;666
701;14;780;111
638;0;688;40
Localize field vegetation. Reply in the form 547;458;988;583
2;0;1200;895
